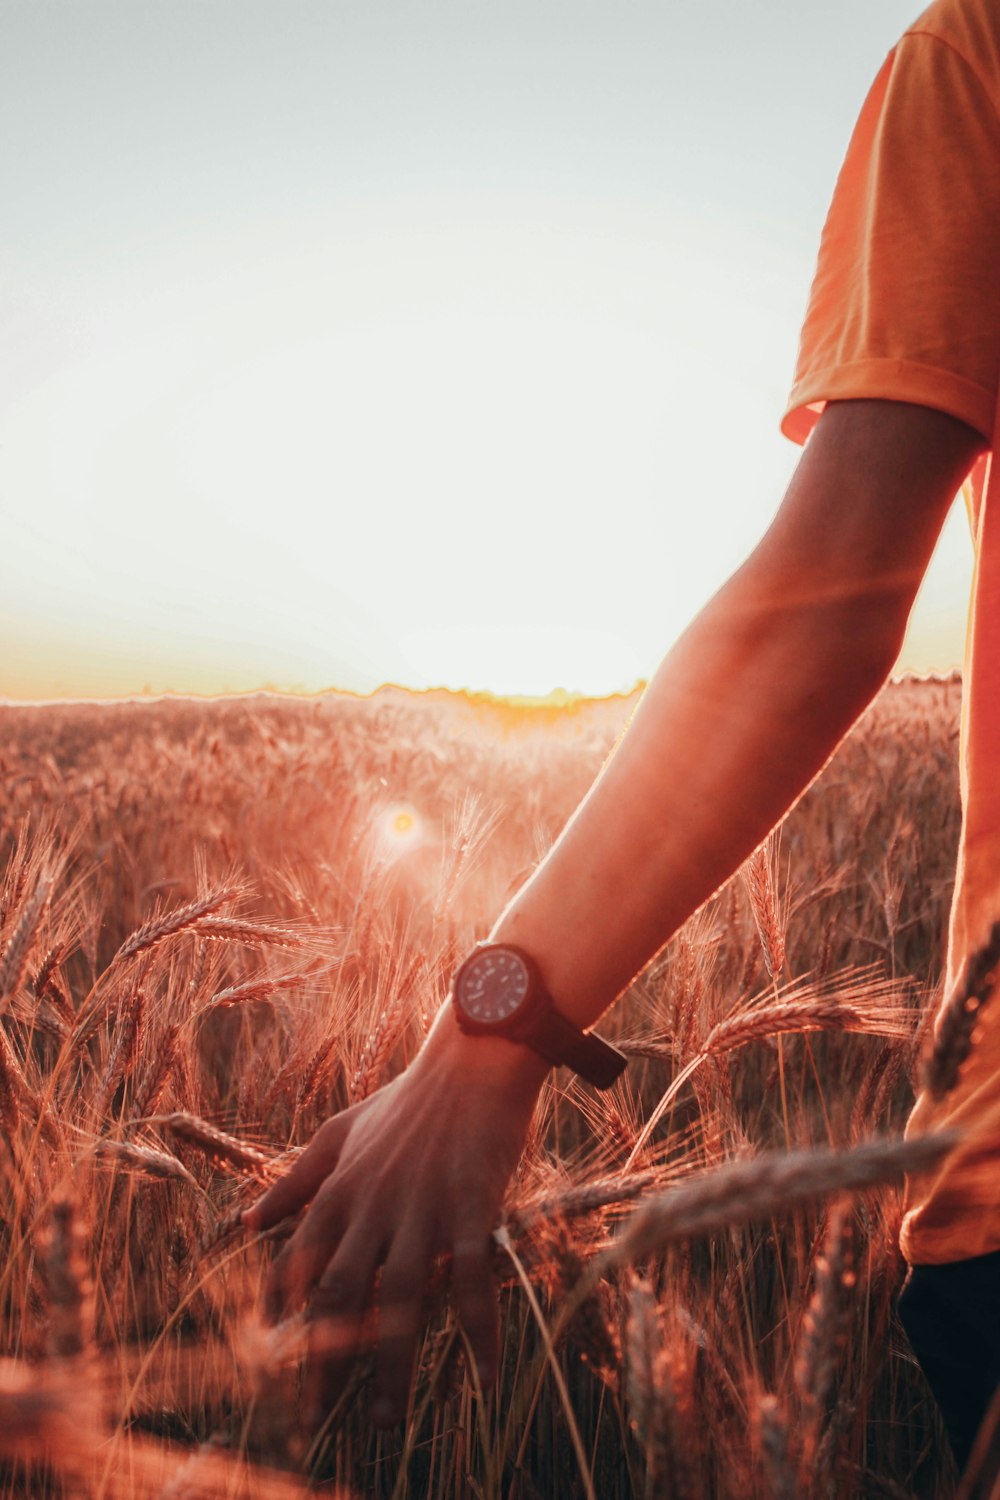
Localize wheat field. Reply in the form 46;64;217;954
0;676;977;1498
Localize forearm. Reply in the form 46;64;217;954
487;548;900;1030
426;399;980;1069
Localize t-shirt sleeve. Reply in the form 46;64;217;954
783;31;1000;447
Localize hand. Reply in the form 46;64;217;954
243;1005;549;1429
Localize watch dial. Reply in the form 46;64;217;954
459;949;530;1023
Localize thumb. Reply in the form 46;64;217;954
244;1110;357;1231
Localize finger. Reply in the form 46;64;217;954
369;1229;433;1428
264;1178;345;1324
451;1233;499;1393
245;1113;354;1232
305;1225;383;1428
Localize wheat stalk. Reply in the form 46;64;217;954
756;1393;798;1500
742;835;786;981
71;930;172;1054
542;1215;620;1386
192;917;315;949
115;886;243;963
654;1337;701;1500
31;940;69;1004
349;992;411;1102
594;1133;955;1276
922;918;1000;1099
704;998;911;1054
4;993;69;1041
0;1024;28;1135
625;1274;669;1493
90;1138;198;1186
794;1199;856;1471
295;1030;341;1114
130;1022;180;1120
93;988;145;1119
201;969;316;1011
813;1394;853;1500
509;1171;660;1232
148;1112;276;1175
44;1197;93;1361
626;969;917;1166
493;1224;599;1500
0;868;53;1006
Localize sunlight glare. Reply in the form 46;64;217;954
377;803;425;857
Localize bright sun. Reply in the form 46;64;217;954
377;804;423;855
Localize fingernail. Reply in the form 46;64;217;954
241;1207;259;1229
371;1397;398;1428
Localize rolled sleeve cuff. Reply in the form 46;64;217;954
782;358;996;448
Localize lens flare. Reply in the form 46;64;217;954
377;803;423;854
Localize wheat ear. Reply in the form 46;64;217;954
148;1112;275;1175
794;1199;856;1471
44;1197;93;1361
923;918;1000;1100
115;885;243;963
756;1393;798;1500
0;869;53;1006
742;835;786;981
93;988;145;1119
202;969;317;1010
192;917;312;948
509;1171;659;1232
90;1138;198;1186
594;1133;954;1275
625;1275;669;1487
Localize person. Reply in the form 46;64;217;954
244;0;1000;1466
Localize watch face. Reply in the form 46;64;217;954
457;948;531;1025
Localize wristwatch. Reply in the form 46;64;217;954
450;942;628;1090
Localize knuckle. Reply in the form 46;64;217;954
296;1190;343;1254
309;1270;354;1315
379;1256;421;1300
268;1243;290;1282
452;1258;494;1331
377;1288;418;1342
451;1236;489;1283
266;1245;294;1294
308;1313;360;1368
456;1295;491;1340
456;1287;489;1324
310;1172;344;1213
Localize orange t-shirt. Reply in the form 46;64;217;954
783;0;1000;1265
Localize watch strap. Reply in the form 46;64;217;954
525;1004;628;1090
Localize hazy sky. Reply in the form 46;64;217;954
2;0;972;699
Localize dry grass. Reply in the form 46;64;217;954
0;674;976;1497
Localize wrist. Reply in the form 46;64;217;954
486;912;617;1033
444;937;628;1089
422;997;551;1098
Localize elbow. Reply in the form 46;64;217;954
752;586;908;733
808;602;906;721
846;587;917;684
740;518;927;709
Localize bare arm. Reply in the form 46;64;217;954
246;398;985;1427
490;398;985;1024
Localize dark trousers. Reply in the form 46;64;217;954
898;1249;1000;1477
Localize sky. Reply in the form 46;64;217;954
2;0;974;701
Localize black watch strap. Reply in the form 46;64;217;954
527;1005;628;1090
